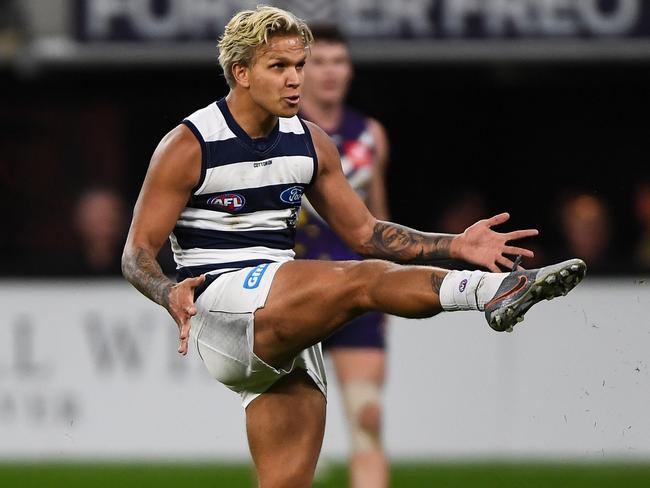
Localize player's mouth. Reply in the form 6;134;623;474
284;95;300;106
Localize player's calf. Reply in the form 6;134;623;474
352;259;447;318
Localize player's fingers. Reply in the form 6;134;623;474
486;262;501;273
178;336;188;355
485;212;510;227
188;274;206;287
504;246;534;258
179;320;190;341
177;319;191;355
505;229;539;241
497;255;515;271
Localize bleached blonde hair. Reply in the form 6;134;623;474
218;5;314;88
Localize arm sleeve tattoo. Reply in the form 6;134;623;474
364;221;454;263
122;247;173;309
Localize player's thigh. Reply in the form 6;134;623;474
254;259;383;365
246;370;326;488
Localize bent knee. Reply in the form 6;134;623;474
358;402;381;434
342;381;383;453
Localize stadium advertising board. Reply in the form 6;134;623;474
2;279;650;460
74;0;650;41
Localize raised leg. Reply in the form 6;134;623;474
253;259;447;367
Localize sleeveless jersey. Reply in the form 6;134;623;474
171;98;318;293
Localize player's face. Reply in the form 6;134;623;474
303;41;352;106
248;34;307;118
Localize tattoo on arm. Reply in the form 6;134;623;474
122;247;173;309
366;221;453;263
431;272;445;295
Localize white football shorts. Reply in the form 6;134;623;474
190;262;327;408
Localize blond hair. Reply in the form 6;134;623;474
218;5;314;88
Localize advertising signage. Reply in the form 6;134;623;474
75;0;650;41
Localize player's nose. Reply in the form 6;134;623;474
286;68;301;87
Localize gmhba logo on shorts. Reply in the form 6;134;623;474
207;193;246;212
244;263;270;289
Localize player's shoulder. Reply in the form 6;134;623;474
366;116;388;140
301;119;340;171
156;124;201;164
345;107;390;163
145;123;202;190
183;101;218;128
183;100;235;143
301;119;333;149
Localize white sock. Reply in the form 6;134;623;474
439;270;508;311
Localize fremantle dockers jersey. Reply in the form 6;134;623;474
171;98;318;292
304;107;376;207
295;107;376;261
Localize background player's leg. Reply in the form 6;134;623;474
253;259;447;368
246;370;326;488
331;348;388;488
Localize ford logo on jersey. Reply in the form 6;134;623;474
280;186;304;204
207;193;246;212
244;263;270;289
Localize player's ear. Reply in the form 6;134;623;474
232;63;250;88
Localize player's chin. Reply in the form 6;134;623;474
277;99;300;117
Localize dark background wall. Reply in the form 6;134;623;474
2;61;648;275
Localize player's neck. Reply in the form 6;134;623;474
300;98;343;132
225;91;278;139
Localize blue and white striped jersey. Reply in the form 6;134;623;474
171;98;318;294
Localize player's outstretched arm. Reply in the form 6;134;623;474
369;214;537;271
122;124;205;355
305;121;537;272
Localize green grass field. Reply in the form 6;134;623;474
1;462;649;487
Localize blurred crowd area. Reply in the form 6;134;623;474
1;64;648;279
2;0;650;278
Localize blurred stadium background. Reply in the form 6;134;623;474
2;0;650;486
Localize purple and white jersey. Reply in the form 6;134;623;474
303;107;377;215
296;107;377;261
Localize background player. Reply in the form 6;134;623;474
296;25;391;488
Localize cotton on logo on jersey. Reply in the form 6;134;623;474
280;186;304;204
244;263;270;289
459;279;468;292
207;193;246;212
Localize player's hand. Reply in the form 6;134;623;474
454;213;537;272
166;275;206;355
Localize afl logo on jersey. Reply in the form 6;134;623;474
207;193;246;212
280;186;304;204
